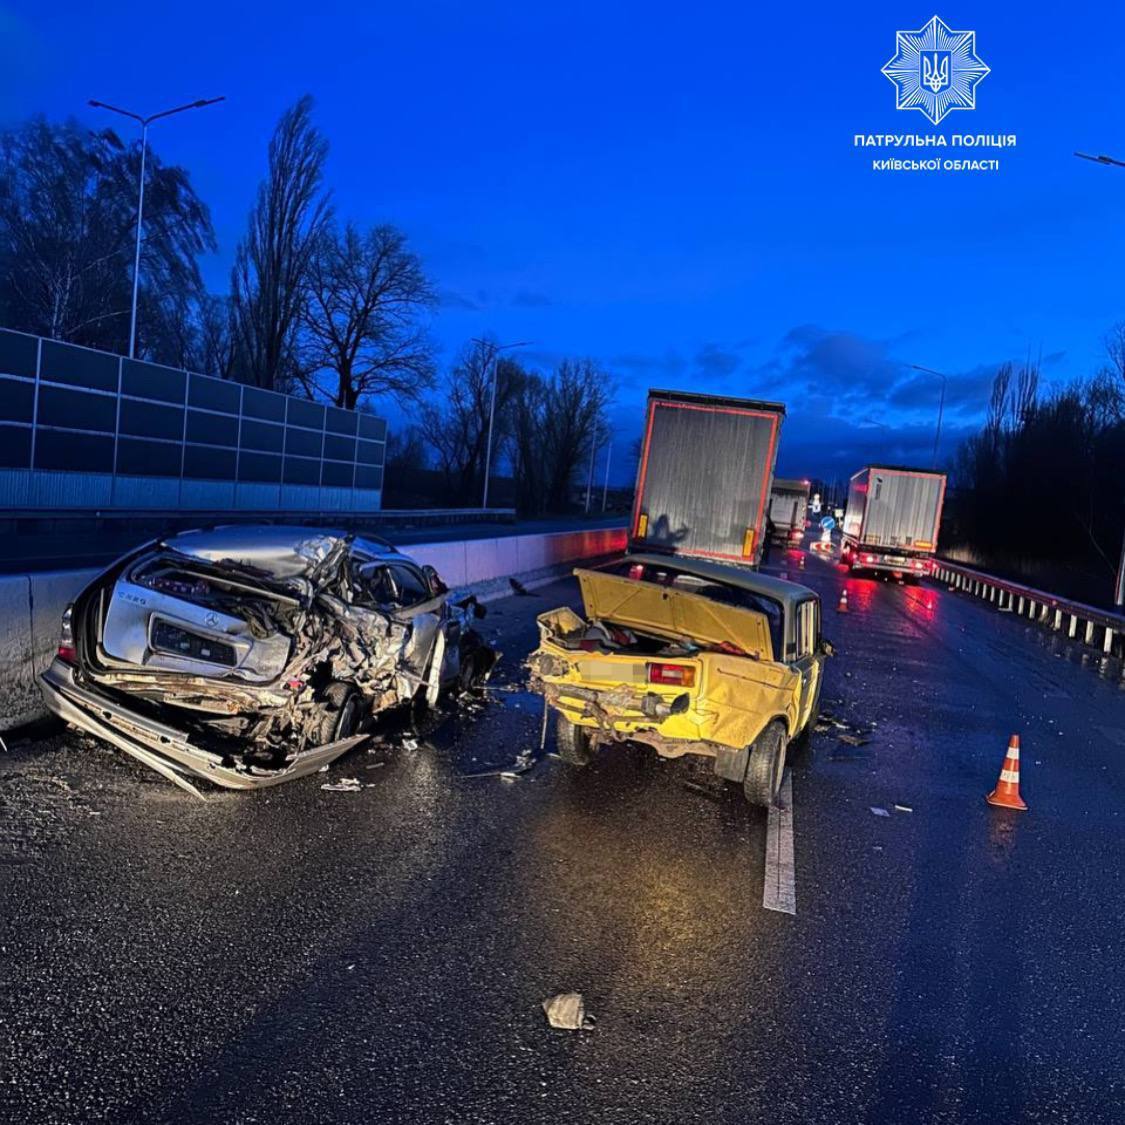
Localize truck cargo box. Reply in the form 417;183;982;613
842;465;947;577
631;390;784;565
768;478;811;543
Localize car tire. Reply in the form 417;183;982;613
556;713;597;767
790;693;820;756
311;682;361;746
456;650;479;694
743;721;787;807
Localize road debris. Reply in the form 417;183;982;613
509;577;536;596
321;777;363;792
894;803;913;813
542;991;595;1031
870;806;890;817
683;780;724;802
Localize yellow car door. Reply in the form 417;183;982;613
790;597;823;732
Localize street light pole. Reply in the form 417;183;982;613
910;364;948;468
1115;527;1125;608
584;430;598;513
88;96;225;358
473;338;532;509
601;440;612;512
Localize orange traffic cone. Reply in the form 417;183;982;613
837;588;848;613
987;735;1027;811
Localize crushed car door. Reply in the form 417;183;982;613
356;561;447;701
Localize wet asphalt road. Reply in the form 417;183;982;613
2;550;1123;1123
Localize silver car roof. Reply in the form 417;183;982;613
161;525;403;579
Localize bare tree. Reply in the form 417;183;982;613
420;341;525;503
385;424;429;472
1105;322;1125;389
191;294;236;378
539;359;612;512
230;95;330;390
0;116;214;359
504;358;613;514
300;222;436;409
985;362;1012;445
1011;359;1039;428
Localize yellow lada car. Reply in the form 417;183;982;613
527;554;832;806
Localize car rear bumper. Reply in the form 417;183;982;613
850;559;930;576
39;658;364;798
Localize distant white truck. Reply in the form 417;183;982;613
768;478;810;545
841;465;947;581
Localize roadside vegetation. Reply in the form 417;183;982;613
0;97;612;515
948;349;1125;605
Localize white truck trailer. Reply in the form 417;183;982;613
841;465;947;580
768;478;811;545
630;390;785;566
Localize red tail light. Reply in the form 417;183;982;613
57;606;76;665
646;662;695;687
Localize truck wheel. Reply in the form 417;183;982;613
555;713;597;767
310;682;361;746
743;721;787;807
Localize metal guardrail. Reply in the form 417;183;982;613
932;559;1125;667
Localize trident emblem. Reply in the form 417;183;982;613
921;52;949;92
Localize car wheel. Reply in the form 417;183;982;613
457;648;483;694
790;695;820;756
743;721;787;807
311;682;361;746
555;713;597;767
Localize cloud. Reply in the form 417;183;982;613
511;289;552;307
695;343;741;378
730;324;1022;477
437;289;481;311
609;349;688;389
602;325;1018;479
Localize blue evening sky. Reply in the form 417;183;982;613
4;1;1124;484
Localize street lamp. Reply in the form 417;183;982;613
910;364;948;468
89;96;225;358
1074;151;1125;168
471;338;532;509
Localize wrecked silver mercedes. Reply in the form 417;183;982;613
39;526;495;797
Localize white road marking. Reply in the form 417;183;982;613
763;769;796;915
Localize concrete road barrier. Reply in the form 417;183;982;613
0;526;627;731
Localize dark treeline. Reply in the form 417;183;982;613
948;343;1125;604
0;98;613;515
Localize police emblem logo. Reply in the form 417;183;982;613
882;16;989;125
